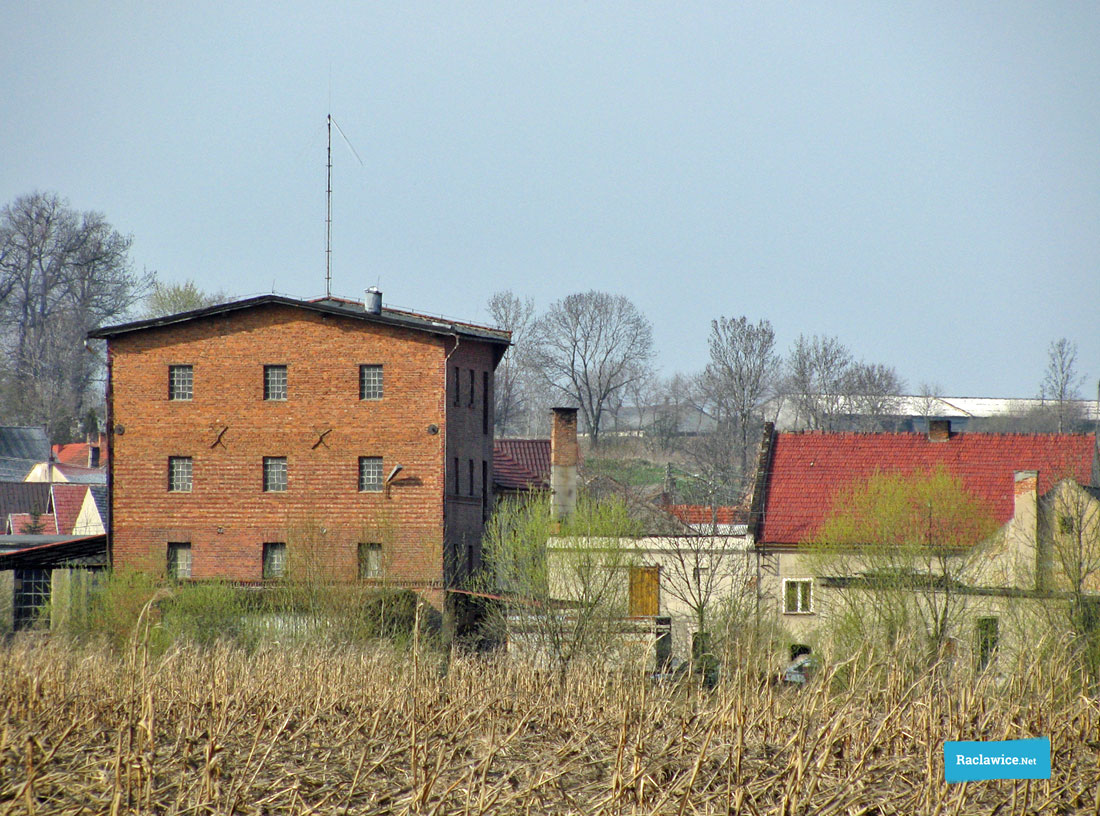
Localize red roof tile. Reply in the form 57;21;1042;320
493;439;551;492
8;513;58;535
50;483;89;536
663;504;747;525
51;434;107;466
758;431;1098;546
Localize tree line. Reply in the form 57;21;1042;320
0;191;1089;451
488;287;1091;503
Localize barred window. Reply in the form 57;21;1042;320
167;543;192;580
169;365;193;401
263;542;287;579
358;543;382;579
264;365;287;400
168;457;193;492
263;457;287;492
359;457;383;492
359;365;383;400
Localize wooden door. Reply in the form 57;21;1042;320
629;565;660;617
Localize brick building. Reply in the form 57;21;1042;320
90;293;510;607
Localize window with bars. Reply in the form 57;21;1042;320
167;543;192;580
783;579;813;614
169;365;193;400
359;365;383;400
168;457;193;492
263;457;287;492
264;365;287;400
359;456;383;492
263;542;287;579
358;543;383;579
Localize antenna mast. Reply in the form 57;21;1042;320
325;114;333;298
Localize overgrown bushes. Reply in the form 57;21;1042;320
57;568;438;653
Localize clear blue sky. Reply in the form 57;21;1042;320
3;2;1097;399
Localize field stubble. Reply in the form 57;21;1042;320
1;634;1098;815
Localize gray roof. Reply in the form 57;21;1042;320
89;294;512;349
0;482;51;522
89;485;108;524
0;426;50;480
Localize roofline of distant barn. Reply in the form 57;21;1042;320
87;294;513;347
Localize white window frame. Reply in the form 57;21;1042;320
783;578;814;614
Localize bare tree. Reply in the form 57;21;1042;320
846;362;906;430
487;290;536;436
530;291;654;448
0;192;152;440
143;278;231;318
1041;338;1085;433
700;316;778;486
783;334;854;430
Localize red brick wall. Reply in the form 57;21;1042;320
443;340;497;584
109;304;457;591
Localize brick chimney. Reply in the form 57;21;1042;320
550;407;579;522
928;419;951;442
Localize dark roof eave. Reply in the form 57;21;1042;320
88;294;511;347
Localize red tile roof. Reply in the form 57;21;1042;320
663;504;747;526
8;513;58;535
50;483;89;536
51;434;106;466
493;439;551;492
758;431;1098;546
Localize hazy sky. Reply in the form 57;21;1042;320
3;3;1097;399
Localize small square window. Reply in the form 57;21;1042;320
167;543;192;580
263;542;286;579
264;365;287;400
784;579;813;614
263;457;287;492
168;457;193;492
359;365;383;400
359;457;383;492
169;365;193;401
358;542;382;579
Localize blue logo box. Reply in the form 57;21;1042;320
944;738;1050;782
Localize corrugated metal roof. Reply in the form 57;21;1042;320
0;426;49;461
0;534;108;569
0;482;50;521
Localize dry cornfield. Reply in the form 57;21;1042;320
1;634;1098;815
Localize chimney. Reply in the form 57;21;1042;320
89;445;100;468
550;407;579;522
365;287;382;315
1014;470;1045;590
928;419;951;442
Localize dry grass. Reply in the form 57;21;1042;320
1;634;1098;815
